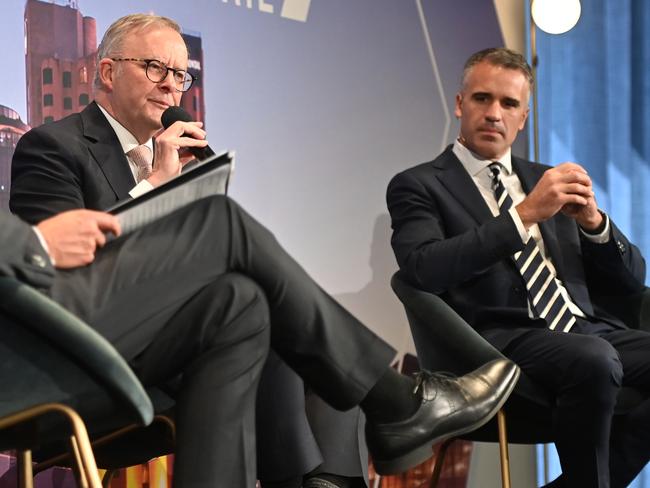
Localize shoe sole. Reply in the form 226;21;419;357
373;365;521;475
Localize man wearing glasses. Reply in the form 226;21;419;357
12;15;207;220
10;13;379;488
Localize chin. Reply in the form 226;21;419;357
469;143;497;160
139;116;162;135
149;106;166;118
143;108;164;125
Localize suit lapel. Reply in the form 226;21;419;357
81;102;135;200
434;147;494;224
512;157;566;276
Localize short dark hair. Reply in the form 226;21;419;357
461;47;533;88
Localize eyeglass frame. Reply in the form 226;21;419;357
110;57;196;92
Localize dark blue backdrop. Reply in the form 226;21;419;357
535;1;650;485
536;0;650;282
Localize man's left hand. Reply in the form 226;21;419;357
559;165;604;231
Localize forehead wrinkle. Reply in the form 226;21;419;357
121;29;188;66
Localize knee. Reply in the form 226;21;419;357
198;272;271;347
203;194;235;212
191;194;234;217
564;338;623;404
218;272;270;325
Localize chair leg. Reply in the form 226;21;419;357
17;449;34;488
0;403;101;488
69;434;90;488
57;405;102;488
102;469;118;488
155;414;176;440
496;409;511;488
429;438;454;488
35;414;176;474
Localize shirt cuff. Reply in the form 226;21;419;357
128;180;154;199
579;212;610;243
508;207;530;244
32;227;55;266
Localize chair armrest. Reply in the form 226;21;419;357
0;277;153;425
391;272;505;375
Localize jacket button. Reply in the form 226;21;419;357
29;254;48;268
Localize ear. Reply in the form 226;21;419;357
518;107;530;131
454;92;463;119
97;58;115;91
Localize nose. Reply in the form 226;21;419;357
157;69;175;92
485;100;501;122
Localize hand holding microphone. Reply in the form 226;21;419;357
146;106;213;187
161;106;216;161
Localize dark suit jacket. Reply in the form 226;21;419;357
387;146;646;350
0;213;54;289
11;102;135;224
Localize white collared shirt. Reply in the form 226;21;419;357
97;104;154;199
451;139;611;318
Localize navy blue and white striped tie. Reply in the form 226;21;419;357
489;163;576;333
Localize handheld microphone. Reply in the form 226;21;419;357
161;106;215;161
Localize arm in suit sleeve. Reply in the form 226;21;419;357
0;212;55;289
581;219;646;295
11;126;86;224
386;168;525;293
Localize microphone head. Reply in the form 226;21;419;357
160;105;216;161
161;106;193;129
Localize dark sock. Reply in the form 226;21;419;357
259;476;302;488
303;473;366;488
359;366;419;424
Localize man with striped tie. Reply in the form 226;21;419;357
387;47;650;487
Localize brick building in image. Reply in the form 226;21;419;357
0;105;30;210
179;31;206;125
24;0;97;128
24;0;205;128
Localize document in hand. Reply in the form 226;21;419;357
108;151;234;235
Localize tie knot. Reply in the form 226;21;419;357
128;145;153;182
489;162;502;179
488;162;504;191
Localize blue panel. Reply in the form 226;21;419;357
535;0;650;484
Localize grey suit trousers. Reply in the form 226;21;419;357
50;195;394;487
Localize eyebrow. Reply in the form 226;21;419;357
470;91;521;107
149;58;188;70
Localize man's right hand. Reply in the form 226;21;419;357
515;162;594;228
36;210;121;269
147;120;209;187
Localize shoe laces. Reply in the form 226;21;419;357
413;370;455;401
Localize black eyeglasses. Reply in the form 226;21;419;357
111;58;196;92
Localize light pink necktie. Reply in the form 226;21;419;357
127;145;153;182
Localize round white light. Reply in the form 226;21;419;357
531;0;581;35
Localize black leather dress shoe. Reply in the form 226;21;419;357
366;358;520;475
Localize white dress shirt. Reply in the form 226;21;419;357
97;104;154;199
452;139;611;318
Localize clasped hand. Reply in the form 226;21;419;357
515;162;603;231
